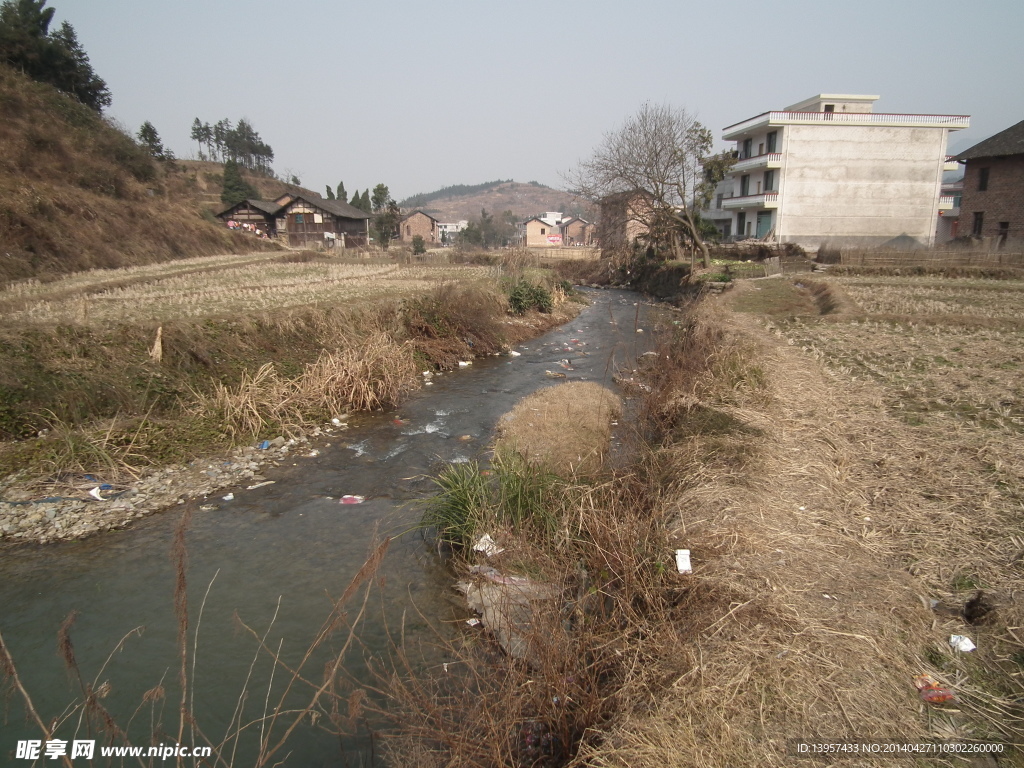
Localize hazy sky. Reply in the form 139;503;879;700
52;0;1023;201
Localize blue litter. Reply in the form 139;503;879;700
259;440;270;450
100;483;113;490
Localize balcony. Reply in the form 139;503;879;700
938;196;956;211
724;111;970;140
731;152;783;173
943;155;960;172
721;192;779;210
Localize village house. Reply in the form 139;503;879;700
596;192;654;252
437;220;468;244
559;216;595;246
216;199;281;236
274;194;371;249
955;118;1024;248
399;211;439;245
719;94;969;248
522;214;567;247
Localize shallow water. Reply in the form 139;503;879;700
0;289;660;766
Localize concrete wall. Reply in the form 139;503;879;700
775;124;948;248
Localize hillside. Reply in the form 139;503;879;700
171;159;323;215
0;64;277;283
398;180;595;223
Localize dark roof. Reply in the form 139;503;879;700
955;119;1024;161
216;199;282;218
402;210;438;223
284;194;371;220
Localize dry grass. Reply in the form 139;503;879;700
494;382;622;476
595;277;1024;766
0;258;491;326
190;331;420;437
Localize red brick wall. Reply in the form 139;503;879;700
959;155;1024;243
399;212;437;243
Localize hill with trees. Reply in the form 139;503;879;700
0;63;277;282
398;180;594;223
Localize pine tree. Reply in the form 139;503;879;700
336;182;347;204
0;1;111;111
138;121;164;159
325;185;335;200
221;158;258;206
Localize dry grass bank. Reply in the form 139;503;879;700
0;255;581;511
394;274;1023;767
582;279;1024;766
495;382;622;476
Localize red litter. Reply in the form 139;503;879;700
914;674;955;704
340;495;365;504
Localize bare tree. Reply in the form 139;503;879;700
568;103;731;269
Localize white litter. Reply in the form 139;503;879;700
466;618;482;627
458;361;472;367
246;480;275;490
307;449;320;457
222;493;234;501
508;350;521;357
675;549;692;574
473;534;505;557
88;487;105;501
949;634;976;652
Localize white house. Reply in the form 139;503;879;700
719;94;969;248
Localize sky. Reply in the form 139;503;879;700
51;0;1024;202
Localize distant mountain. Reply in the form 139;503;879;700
398;180;595;223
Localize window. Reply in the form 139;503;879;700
998;222;1009;248
406;225;411;235
766;131;777;153
763;170;775;191
737;212;746;236
758;143;764;156
979;167;990;191
740;175;750;196
540;227;546;234
716;193;723;210
972;211;984;237
741;139;752;159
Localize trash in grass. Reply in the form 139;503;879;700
508;350;521;357
675;549;692;574
466;618;482;627
458;361;472;367
458;566;560;660
949;634;976;652
473;534;504;557
307;449;320;457
331;417;343;426
88;487;105;501
246;480;275;490
340;495;365;504
914;674;956;704
259;440;270;450
222;493;234;501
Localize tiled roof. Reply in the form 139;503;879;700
955;119;1024;161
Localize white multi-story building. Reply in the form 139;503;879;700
719;94;969;248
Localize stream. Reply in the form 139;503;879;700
0;289;661;767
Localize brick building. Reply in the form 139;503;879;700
399;211;439;245
955;119;1024;247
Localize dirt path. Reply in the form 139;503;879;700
587;289;1020;767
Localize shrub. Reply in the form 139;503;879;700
411;235;426;255
506;279;553;315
